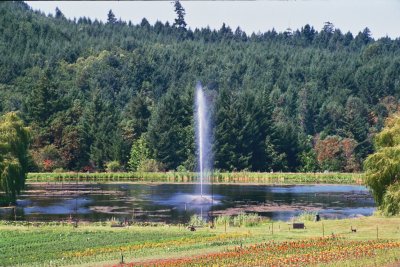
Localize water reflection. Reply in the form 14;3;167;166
0;184;375;223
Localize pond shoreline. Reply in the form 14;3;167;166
26;172;364;185
26;181;365;186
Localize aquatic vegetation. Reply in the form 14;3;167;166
295;211;319;222
232;213;264;227
26;171;363;184
213;213;265;228
214;215;232;226
188;215;207;227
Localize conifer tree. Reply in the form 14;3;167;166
173;1;186;29
55;7;65;19
147;88;192;170
107;9;117;24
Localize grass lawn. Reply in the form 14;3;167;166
1;216;400;266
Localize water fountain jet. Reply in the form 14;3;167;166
194;83;212;203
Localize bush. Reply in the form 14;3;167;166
233;212;263;227
176;165;187;172
52;168;64;173
105;161;121;172
295;211;318;222
138;159;165;172
189;214;207;227
214;215;232;226
31;144;64;172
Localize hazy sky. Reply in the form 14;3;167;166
27;1;400;39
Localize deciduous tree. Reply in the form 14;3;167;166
0;113;30;204
364;113;400;213
128;135;150;172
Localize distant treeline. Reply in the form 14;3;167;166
1;2;400;172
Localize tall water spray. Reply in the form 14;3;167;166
195;83;212;197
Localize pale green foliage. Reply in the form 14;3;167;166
233;212;263;227
52;168;64;173
364;146;400;205
189;214;206;226
364;114;400;211
105;160;121;172
176;165;188;172
128;136;149;171
0;112;30;203
299;150;319;172
296;211;318;222
137;159;165;172
381;183;400;216
374;115;400;149
213;214;267;227
214;215;232;226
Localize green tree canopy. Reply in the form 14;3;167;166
364;113;400;214
147;87;193;170
1;2;400;172
0;112;30;204
128;135;150;172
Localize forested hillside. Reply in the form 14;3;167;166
1;2;400;172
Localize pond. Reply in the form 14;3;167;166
0;183;375;223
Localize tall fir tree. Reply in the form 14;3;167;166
173;1;187;29
213;87;237;171
147;87;193;170
107;9;117;24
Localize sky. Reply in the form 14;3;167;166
27;1;400;39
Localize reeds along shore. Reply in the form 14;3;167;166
27;172;364;184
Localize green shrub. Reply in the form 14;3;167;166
214;215;232;226
52;168;64;173
189;214;207;226
233;212;263;227
138;159;165;172
176;165;187;172
295;211;318;222
31;144;64;172
105;161;121;172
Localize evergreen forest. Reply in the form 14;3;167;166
1;2;400;173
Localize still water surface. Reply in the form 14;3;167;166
0;183;375;223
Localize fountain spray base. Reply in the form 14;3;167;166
188;195;214;204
